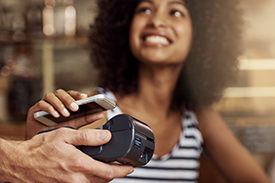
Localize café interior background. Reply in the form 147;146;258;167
1;0;275;181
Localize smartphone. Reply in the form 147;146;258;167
34;94;116;126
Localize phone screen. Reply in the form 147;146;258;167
44;102;106;123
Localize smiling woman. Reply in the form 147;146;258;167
84;0;271;182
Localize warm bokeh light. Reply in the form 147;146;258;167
1;66;11;77
45;0;56;7
6;59;16;70
43;6;54;36
65;6;76;37
239;58;275;70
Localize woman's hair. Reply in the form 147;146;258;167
89;0;243;109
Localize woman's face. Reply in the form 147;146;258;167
129;0;192;65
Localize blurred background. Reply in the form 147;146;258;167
0;0;275;182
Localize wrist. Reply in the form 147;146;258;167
0;138;20;182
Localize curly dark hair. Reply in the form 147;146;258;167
89;0;243;109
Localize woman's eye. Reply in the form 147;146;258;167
137;7;152;14
171;10;184;17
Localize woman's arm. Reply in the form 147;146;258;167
196;107;270;183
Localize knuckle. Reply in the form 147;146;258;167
64;95;73;102
27;106;34;114
44;92;54;99
80;129;91;144
103;168;115;180
83;116;90;125
36;100;44;108
55;128;69;138
58;103;65;110
67;90;74;93
67;90;77;98
55;89;64;94
71;157;87;171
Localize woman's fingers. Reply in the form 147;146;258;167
53;89;79;113
67;90;88;100
28;89;101;134
35;100;60;118
42;89;89;117
42;91;70;117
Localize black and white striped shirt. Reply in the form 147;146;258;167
98;88;203;183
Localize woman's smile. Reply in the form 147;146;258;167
140;29;173;48
143;35;170;46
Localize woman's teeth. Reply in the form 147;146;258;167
145;36;169;45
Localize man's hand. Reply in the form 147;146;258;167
0;128;134;183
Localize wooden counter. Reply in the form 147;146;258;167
0;123;25;140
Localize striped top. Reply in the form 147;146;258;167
97;88;204;183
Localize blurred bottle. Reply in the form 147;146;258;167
26;0;44;38
0;1;13;41
12;13;26;42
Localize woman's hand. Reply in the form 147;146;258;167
26;89;104;139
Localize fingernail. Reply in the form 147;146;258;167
53;111;60;117
71;102;78;111
128;168;134;174
97;131;109;141
63;108;70;116
80;93;88;98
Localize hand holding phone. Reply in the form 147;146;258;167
34;94;116;126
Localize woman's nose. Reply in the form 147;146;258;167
147;12;168;28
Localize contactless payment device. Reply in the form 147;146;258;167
78;114;155;167
38;114;155;167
